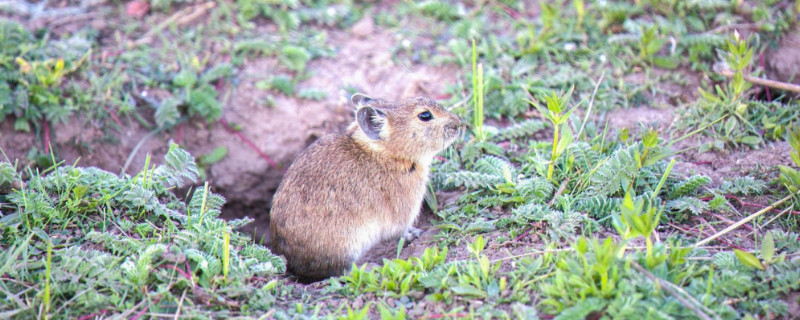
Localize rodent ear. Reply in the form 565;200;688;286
356;107;385;140
351;93;373;108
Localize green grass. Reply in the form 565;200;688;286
0;145;286;318
2;0;800;318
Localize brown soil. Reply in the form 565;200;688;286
676;141;793;184
764;24;800;90
605;105;675;131
3;3;800;310
0;15;458;260
623;67;703;108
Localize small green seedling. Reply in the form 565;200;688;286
613;190;663;267
778;125;800;193
638;25;666;64
527;90;575;181
735;232;785;270
471;39;485;141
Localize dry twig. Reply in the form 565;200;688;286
694;191;800;247
631;262;718;320
717;69;800;94
133;1;217;46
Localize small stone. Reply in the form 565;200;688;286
351;16;375;38
126;0;150;19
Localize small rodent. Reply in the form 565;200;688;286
269;93;463;281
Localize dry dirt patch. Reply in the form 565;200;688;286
0;23;459;246
765;24;800;90
676;140;793;184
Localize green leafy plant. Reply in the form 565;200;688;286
156;61;232;128
734;232;784;271
779;125;800;193
0;144;285;318
540;237;625;313
517;2;558;54
685;33;764;150
613;191;664;268
637;25;667;64
527;90;575;181
0;20;88;132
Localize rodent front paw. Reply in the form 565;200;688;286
403;227;423;242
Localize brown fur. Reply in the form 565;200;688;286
269;94;462;281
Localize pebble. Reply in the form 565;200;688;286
351;16;375;38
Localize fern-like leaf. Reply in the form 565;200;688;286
719;176;765;196
492;119;548;141
668;175;711;199
0;162;15;187
473;156;514;177
666;196;709;216
444;171;502;190
586;144;639;197
153;143;199;188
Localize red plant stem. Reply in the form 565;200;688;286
710;212;754;232
159;264;192;281
670;222;746;250
130;304;149;320
43;120;50;152
494;2;522;20
692;228;746;250
212;53;279;170
185;260;194;283
103;104;123;128
219;119;279;170
77;309;108;320
512;223;536;242
710;237;746;251
434;93;452;100
759;53;772;101
725;195;800;215
691;161;712;165
697;216;718;234
700;195;800;215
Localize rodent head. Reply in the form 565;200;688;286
350;93;463;163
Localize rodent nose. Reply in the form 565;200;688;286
454;116;465;129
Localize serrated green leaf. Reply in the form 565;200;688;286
0;162;15;187
173;70;197;87
280;45;311;72
14;117;30;132
200;64;232;83
642;129;658;147
155;97;181;128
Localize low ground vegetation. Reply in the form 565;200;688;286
2;0;800;319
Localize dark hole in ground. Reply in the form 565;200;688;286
220;197;273;245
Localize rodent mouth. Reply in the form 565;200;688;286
443;126;463;143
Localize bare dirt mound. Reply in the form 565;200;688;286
0;21;459;248
765;24;800;89
677;141;793;184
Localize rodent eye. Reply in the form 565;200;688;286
417;111;433;122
